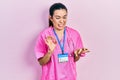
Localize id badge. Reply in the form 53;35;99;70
58;53;68;63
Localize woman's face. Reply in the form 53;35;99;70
50;9;67;31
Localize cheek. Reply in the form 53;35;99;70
64;20;67;23
53;19;59;24
64;19;67;22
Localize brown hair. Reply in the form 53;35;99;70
49;3;67;27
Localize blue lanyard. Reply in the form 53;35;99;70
53;28;66;54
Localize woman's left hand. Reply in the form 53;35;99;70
74;48;90;57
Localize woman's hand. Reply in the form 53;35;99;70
38;36;57;65
74;48;90;57
79;48;90;54
45;36;57;52
74;48;90;62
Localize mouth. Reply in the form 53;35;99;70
58;24;64;27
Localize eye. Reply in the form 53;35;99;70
56;18;60;19
55;17;60;19
54;16;60;19
63;16;67;19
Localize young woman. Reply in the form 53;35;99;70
35;3;90;80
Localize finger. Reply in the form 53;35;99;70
47;36;53;43
74;49;79;53
74;49;78;55
47;36;52;39
82;50;90;53
53;40;57;44
51;37;57;44
74;52;78;57
45;36;52;45
86;50;90;53
78;49;82;54
45;39;48;45
82;48;89;52
82;48;88;51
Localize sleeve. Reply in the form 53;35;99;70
75;32;86;57
75;33;83;49
34;33;47;59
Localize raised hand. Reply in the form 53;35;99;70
45;36;57;52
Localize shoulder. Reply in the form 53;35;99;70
38;27;53;37
66;26;80;36
40;27;53;34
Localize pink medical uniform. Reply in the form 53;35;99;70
35;26;85;80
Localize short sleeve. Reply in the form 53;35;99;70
75;32;86;57
75;33;83;49
34;33;47;59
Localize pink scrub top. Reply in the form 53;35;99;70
35;26;85;80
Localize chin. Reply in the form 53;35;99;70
57;27;65;30
58;25;66;29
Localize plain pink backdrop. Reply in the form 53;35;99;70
0;0;120;80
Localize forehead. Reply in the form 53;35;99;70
53;9;67;16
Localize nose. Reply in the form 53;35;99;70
59;19;64;23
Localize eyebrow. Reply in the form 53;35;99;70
54;14;67;17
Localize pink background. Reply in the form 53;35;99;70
0;0;120;80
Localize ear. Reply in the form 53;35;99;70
49;15;53;22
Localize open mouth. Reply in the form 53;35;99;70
58;24;64;27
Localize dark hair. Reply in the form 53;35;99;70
49;3;68;27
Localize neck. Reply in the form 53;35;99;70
54;28;65;35
53;27;65;40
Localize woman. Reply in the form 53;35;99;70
35;3;90;80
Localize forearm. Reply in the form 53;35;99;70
38;51;52;65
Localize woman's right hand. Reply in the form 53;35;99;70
38;36;57;65
45;36;57;52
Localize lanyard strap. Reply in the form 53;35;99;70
53;28;66;54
